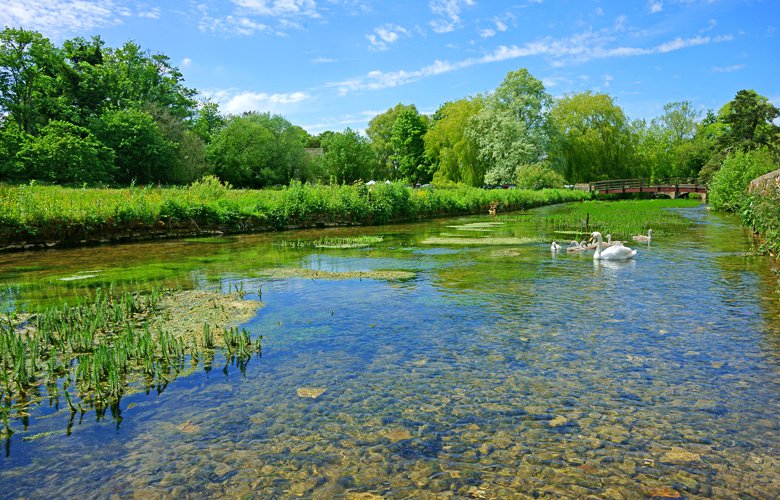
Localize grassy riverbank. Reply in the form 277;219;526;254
0;178;589;251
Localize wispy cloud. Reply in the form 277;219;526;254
331;30;735;94
204;89;312;115
230;0;319;18
479;17;509;39
711;64;745;73
649;1;663;13
181;57;192;67
312;56;337;63
429;0;475;34
198;0;320;36
367;23;410;50
0;0;128;37
302;110;379;134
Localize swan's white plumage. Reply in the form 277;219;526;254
591;231;636;260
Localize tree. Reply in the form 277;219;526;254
99;41;197;120
207;112;308;188
718;89;779;153
424;97;485;186
320;128;375;184
367;103;417;179
390;108;432;183
549;91;634;182
144;103;208;184
17;120;115;184
92;107;176;184
191;100;224;144
469;68;552;185
0;27;62;134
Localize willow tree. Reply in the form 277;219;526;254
550;91;634;183
424;97;485;186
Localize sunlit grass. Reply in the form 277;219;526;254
536;199;701;240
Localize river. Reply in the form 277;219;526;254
0;202;778;498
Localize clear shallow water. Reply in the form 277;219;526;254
1;203;779;498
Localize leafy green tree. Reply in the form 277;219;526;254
58;35;107;126
469;68;551;185
191;101;224;144
717;89;779;153
0;123;25;180
144;103;208;184
17;120;114;183
367;103;417;179
549;91;634;182
320;128;375;183
207;112;308;188
425;97;485;186
0;27;63;134
390;108;431;183
99;41;197;120
92;107;176;184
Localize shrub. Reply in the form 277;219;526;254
514;163;565;190
709;147;777;212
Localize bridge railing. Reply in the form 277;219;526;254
589;178;707;193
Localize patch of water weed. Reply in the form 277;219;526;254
421;236;544;246
278;235;384;249
256;268;415;281
183;237;238;244
538;199;700;239
0;287;262;438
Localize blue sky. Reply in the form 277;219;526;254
2;0;778;134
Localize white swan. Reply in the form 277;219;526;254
632;229;652;243
590;231;636;260
551;241;561;252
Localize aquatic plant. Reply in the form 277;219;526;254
535;199;700;239
278;235;384;249
0;287;261;432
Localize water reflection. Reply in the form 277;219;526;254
1;203;779;498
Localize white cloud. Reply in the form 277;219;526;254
199;0;320;36
711;64;745;73
0;1;167;38
312;56;337;63
429;0;475;34
0;0;122;37
332;29;735;94
367;23;410;50
181;57;192;67
231;0;319;18
138;7;161;19
650;1;663;13
204;89;312;115
479;17;508;39
603;74;614;87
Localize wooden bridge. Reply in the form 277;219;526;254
588;178;708;201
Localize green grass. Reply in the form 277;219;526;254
535;198;701;240
0;178;590;247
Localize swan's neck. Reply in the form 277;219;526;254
593;237;602;258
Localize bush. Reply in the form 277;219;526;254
709;147;778;212
514;163;565;190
